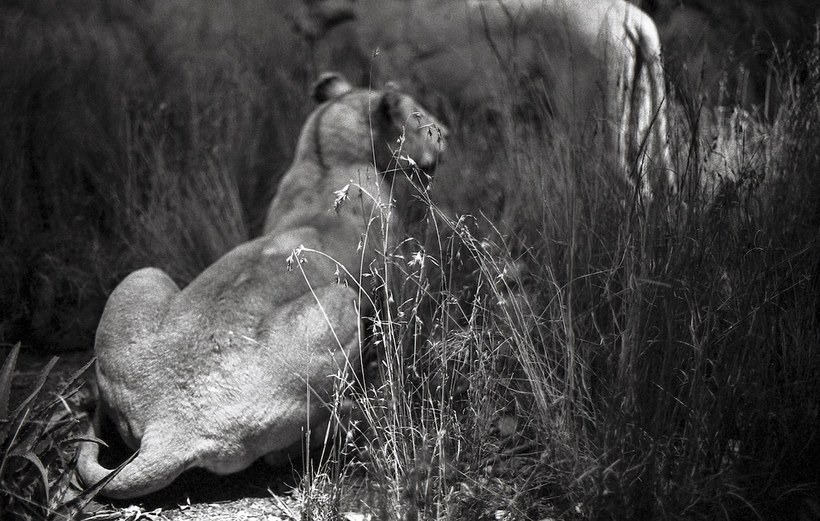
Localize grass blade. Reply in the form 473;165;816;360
59;450;139;519
9;451;51;508
10;356;59;421
0;343;21;421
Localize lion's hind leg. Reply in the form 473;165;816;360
94;267;179;368
78;267;182;498
93;267;180;442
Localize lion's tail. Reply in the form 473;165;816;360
623;7;675;197
76;413;188;500
640;22;675;195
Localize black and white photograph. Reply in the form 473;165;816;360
1;1;818;519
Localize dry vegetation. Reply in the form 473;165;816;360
1;1;819;520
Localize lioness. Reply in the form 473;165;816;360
76;73;447;499
327;0;674;197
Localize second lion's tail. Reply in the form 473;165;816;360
623;7;675;198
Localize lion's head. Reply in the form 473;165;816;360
264;73;448;237
302;72;448;175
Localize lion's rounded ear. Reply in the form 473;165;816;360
312;72;353;102
378;86;405;127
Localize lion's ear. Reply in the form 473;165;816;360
312;72;353;102
378;86;406;128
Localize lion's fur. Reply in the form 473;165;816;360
76;73;447;499
339;0;673;197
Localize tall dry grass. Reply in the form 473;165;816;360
300;36;820;521
0;0;316;350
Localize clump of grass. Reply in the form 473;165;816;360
0;344;94;520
